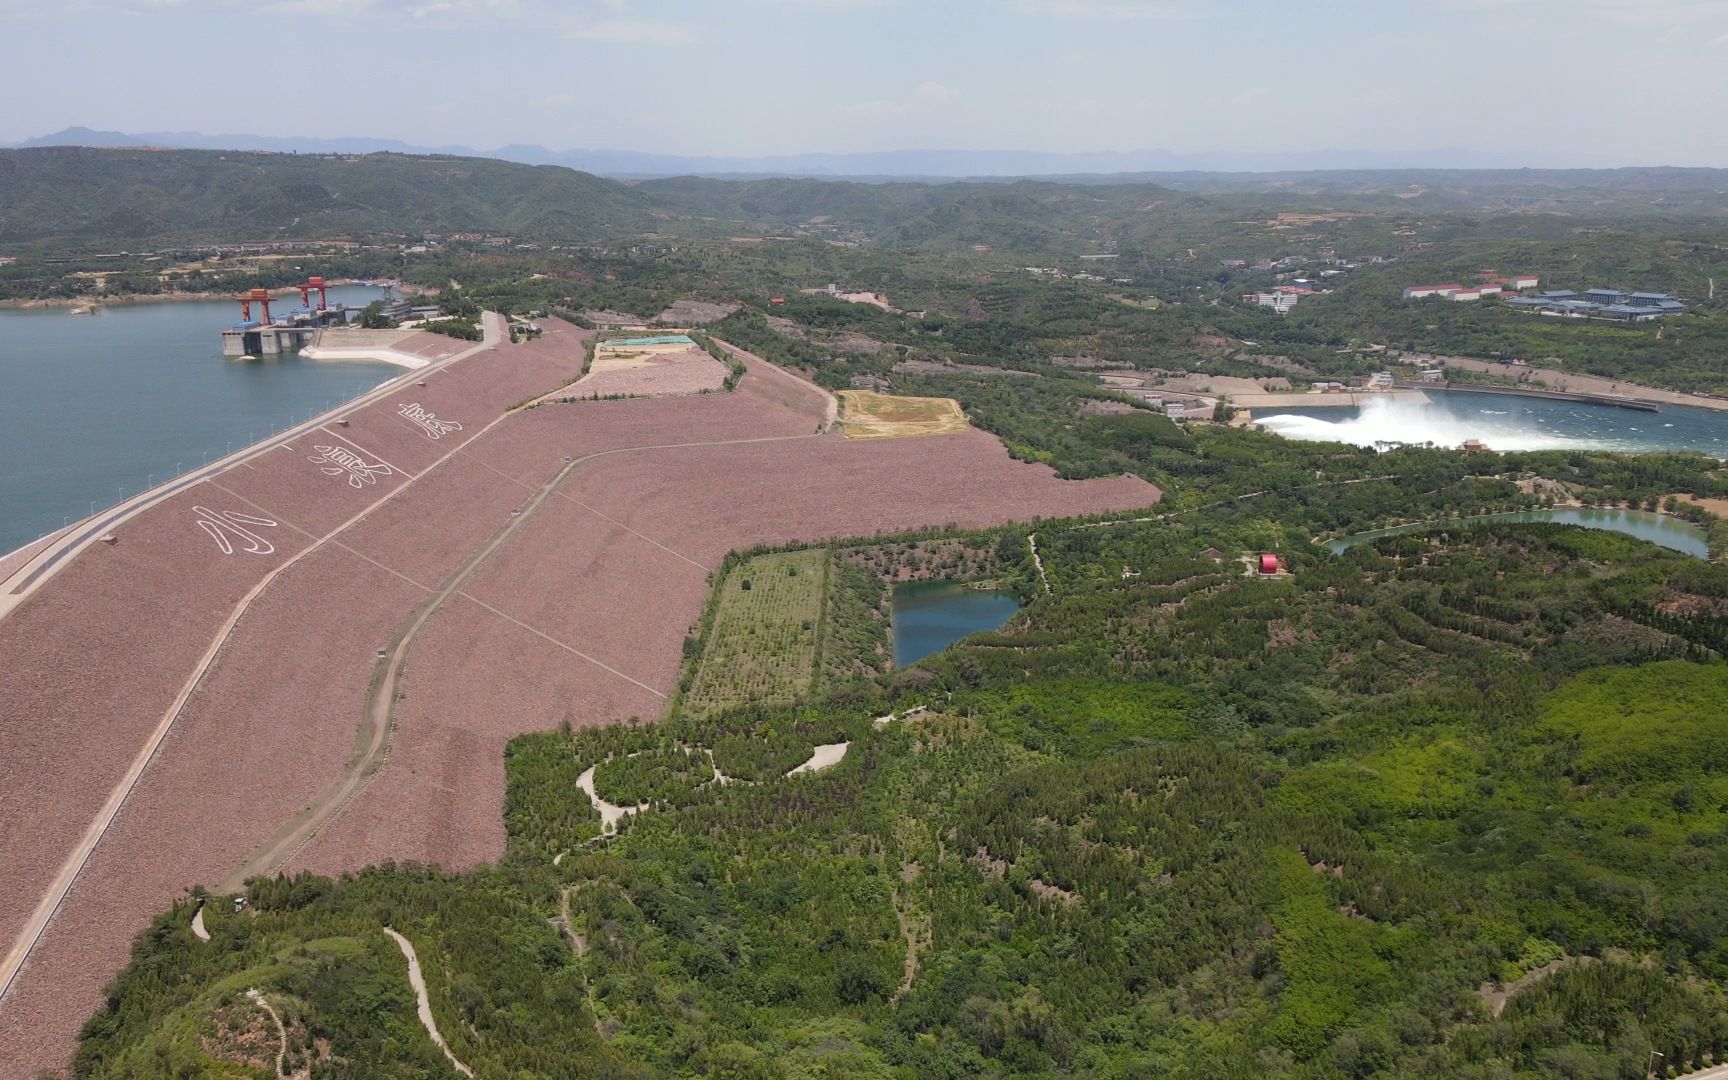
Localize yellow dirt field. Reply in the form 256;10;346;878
1674;494;1728;517
837;390;968;440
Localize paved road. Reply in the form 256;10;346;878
0;319;500;622
0;317;505;1006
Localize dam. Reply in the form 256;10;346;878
218;279;363;357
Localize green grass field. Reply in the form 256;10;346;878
682;549;830;718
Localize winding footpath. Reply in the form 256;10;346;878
383;927;474;1078
244;988;288;1080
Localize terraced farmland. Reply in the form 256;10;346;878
682;549;830;717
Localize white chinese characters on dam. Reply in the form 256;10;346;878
309;444;395;489
193;506;278;556
396;402;463;441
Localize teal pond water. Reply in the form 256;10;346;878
892;581;1023;667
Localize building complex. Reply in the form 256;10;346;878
1403;275;1685;321
1402;274;1538;301
1506;288;1687;322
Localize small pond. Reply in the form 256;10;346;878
891;581;1023;667
1326;508;1708;559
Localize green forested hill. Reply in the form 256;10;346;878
0;147;660;245
76;519;1728;1079
634;176;1184;252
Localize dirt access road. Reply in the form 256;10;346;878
0;322;496;620
220;427;825;890
0;324;1157;1076
1424;354;1728;413
0;316;552;1024
0;316;504;1009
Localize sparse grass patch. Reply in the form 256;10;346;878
837;389;968;440
683;549;830;717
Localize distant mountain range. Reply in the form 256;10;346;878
5;127;1524;178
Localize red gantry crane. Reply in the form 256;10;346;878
236;288;274;324
297;275;330;312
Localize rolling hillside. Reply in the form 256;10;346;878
635;176;1187;253
0;147;661;245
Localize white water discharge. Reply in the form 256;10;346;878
1255;396;1598;452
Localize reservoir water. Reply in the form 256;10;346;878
1254;390;1728;456
892;581;1023;667
0;286;402;555
1327;508;1708;559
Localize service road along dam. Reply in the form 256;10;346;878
0;315;1160;1076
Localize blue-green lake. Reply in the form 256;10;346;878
892;581;1023;667
1327;508;1708;559
0;286;400;555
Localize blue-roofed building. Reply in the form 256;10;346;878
1510;286;1685;322
1597;304;1660;321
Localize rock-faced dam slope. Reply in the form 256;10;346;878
0;317;1160;1076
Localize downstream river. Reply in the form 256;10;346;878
0;287;401;555
1254;390;1728;455
1327;508;1708;559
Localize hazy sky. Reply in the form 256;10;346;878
2;0;1727;165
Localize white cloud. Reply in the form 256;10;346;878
845;99;913;118
565;18;694;44
751;0;894;7
845;81;962;117
1012;0;1203;20
1441;0;1728;21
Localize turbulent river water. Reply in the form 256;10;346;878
0;286;401;555
1254;391;1728;456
